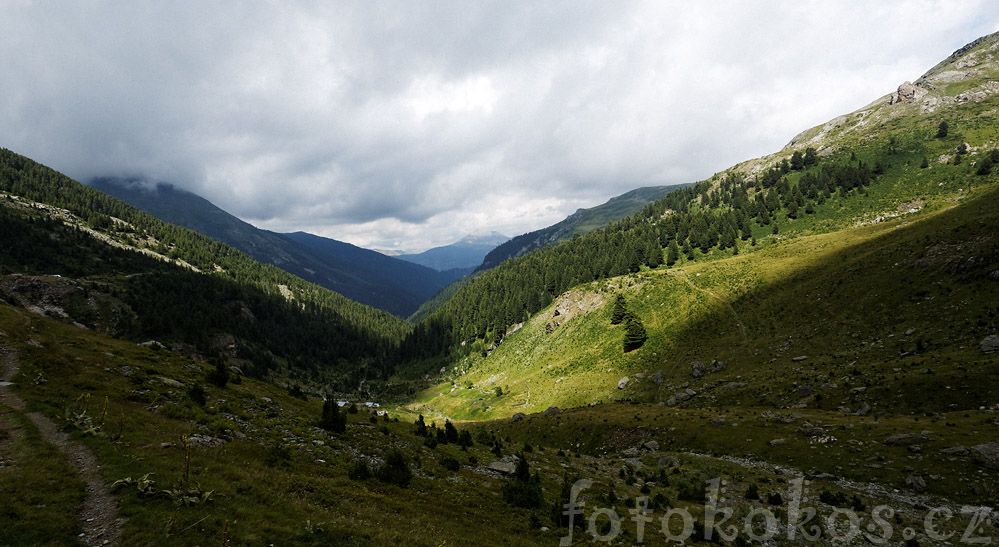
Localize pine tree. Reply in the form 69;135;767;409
320;398;346;433
936;121;948;138
610;295;627;325
623;311;647;352
666;239;680;267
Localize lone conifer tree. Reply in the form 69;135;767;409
610;294;627;325
623;311;648;351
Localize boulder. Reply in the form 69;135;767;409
511;412;526;422
690;361;706;378
939;446;969;456
643;440;659;452
904;475;927;493
981;335;999;354
856;403;871;416
622;447;641;457
710;360;726;372
487;455;520;476
969;443;999;469
543;406;563;417
768;438;786;447
186;434;227;449
618;377;630;389
797;385;814;397
884;433;928;446
651;370;664;385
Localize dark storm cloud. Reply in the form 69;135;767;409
1;1;997;250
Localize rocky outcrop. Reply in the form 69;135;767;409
889;81;928;105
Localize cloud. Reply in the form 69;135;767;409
1;0;997;250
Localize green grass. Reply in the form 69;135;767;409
0;407;87;546
410;182;999;424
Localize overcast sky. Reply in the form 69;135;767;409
2;2;997;252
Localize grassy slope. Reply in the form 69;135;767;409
409;180;999;422
3;303;994;547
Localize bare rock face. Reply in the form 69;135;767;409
890;81;928;104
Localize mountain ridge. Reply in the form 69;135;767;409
475;184;691;272
89;178;463;317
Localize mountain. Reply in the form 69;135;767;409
476;184;690;272
0;148;409;390
405;31;999;409
3;32;999;547
396;232;508;272
89;179;463;317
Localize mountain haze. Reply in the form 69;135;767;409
476;184;691;271
90;179;462;317
396;232;508;273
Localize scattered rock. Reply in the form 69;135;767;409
152;376;183;388
186;434;227;449
543;406;563;417
940;446;969;456
622;447;641;457
725;382;747;390
710;360;726;372
981;335;999;354
643;441;659;452
768;438;786;447
884;433;929;446
797;385;813;397
511;412;526;423
544;322;559;334
710;418;727;426
969;443;999;469
651;370;663;386
691;361;706;378
617;377;630;389
791;356;809;362
812;473;839;482
797;423;824;438
622;457;644;469
856;403;871;416
904;475;927;493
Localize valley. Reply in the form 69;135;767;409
1;26;999;547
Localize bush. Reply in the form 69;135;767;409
187;383;207;407
440;455;460;472
375;450;412;487
206;358;229;388
348;460;371;481
675;474;706;503
264;443;291;468
767;491;784;506
502;454;544;508
745;483;760;500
